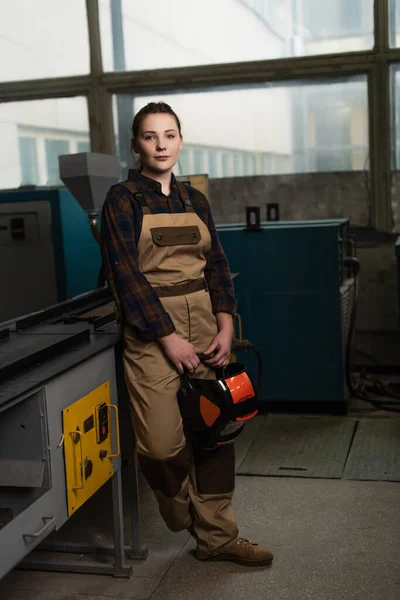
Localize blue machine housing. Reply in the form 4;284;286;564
217;219;353;407
0;188;101;302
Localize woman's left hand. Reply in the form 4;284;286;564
203;329;232;368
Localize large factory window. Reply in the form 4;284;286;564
0;97;90;190
113;76;368;181
100;0;373;72
0;0;90;82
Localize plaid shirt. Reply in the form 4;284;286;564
100;169;236;341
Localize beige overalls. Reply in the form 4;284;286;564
120;180;239;555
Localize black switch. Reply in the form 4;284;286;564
11;217;25;240
96;402;109;443
244;206;262;232
266;203;280;221
84;459;93;479
84;414;94;433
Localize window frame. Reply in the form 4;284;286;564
0;0;397;231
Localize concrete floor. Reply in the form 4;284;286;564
0;416;399;600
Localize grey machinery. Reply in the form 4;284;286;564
0;154;147;580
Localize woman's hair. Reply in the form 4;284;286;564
131;102;182;170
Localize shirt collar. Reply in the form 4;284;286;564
128;169;178;194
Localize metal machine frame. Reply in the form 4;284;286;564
0;289;148;580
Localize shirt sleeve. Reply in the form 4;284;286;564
202;198;237;317
100;187;176;341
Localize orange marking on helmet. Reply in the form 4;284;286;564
225;372;255;405
237;410;258;422
200;395;221;426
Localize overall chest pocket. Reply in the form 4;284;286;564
150;226;201;246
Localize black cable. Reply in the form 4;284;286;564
367;379;400;403
248;342;263;395
231;339;263;395
355;348;383;366
97;262;106;288
344;256;362;397
343;256;400;413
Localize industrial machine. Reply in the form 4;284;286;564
0;298;118;578
0;153;119;322
217;219;356;411
0;154;146;581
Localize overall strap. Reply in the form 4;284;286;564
176;181;195;213
118;181;151;215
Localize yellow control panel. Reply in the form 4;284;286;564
63;381;120;516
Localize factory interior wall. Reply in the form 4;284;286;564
209;171;400;363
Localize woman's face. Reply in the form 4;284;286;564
133;113;183;174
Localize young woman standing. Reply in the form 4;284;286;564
100;102;273;567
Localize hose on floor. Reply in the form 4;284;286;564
344;256;400;413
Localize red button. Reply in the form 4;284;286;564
101;426;106;435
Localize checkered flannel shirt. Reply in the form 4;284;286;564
100;169;236;341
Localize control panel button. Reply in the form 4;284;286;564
96;402;109;443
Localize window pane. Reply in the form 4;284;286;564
113;77;368;182
234;154;243;177
390;0;400;47
100;0;373;72
391;65;400;230
45;140;70;186
0;0;90;82
0;97;90;190
208;151;219;178
194;150;204;173
222;153;232;177
177;149;190;175
18;137;38;186
77;141;91;153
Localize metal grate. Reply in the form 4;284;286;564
343;419;400;482
237;415;357;479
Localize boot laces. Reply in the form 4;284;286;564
237;537;257;549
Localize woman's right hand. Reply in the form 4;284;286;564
158;333;200;374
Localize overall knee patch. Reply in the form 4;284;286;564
194;444;235;495
138;443;191;498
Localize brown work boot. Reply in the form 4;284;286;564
196;537;273;567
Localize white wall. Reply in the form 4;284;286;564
0;0;89;81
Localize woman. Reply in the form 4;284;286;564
100;102;273;567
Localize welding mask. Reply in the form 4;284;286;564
177;362;258;451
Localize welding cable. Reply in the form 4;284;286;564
344;256;400;413
87;212;107;288
344;256;362;398
353;355;400;407
97;262;107;288
355;348;383;367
